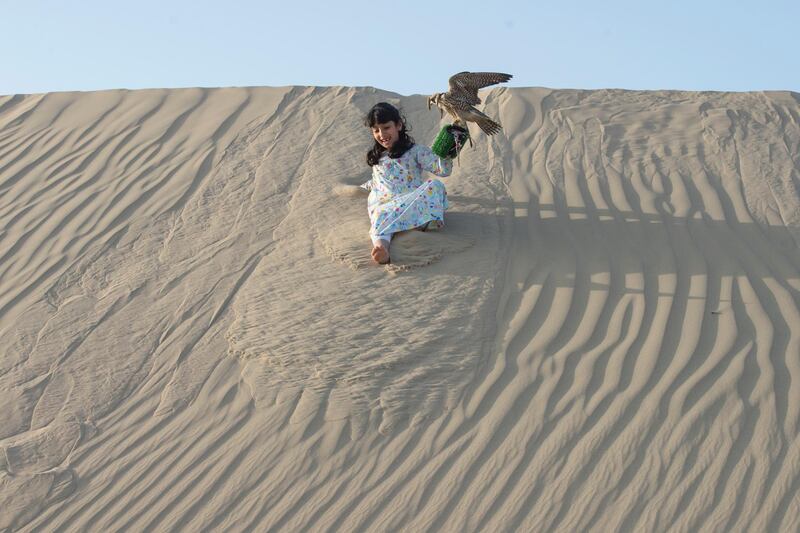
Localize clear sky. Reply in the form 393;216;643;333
2;0;798;96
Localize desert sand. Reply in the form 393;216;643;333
1;85;799;531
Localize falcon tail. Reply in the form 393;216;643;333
476;117;502;136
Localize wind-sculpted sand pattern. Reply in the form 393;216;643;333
1;86;799;531
225;90;504;438
468;88;800;532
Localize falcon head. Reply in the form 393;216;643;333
427;93;444;118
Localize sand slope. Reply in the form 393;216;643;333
1;85;799;531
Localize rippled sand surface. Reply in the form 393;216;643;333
1;86;799;531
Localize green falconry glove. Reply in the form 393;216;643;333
431;124;470;159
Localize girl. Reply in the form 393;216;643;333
362;102;452;264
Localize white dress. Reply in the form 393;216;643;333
362;144;452;243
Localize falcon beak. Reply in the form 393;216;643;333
427;96;432;110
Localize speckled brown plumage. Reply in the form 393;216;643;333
428;71;512;136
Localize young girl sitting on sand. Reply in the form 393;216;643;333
362;102;452;264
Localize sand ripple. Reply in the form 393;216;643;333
1;86;798;531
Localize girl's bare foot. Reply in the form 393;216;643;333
371;242;390;264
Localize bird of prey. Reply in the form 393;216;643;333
428;71;512;136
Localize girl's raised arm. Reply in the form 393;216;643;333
416;145;453;178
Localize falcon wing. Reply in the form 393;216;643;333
448;72;513;105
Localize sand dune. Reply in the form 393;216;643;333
1;85;799;531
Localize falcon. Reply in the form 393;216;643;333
427;71;512;136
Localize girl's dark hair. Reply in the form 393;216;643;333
365;102;415;166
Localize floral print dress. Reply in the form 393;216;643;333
361;144;452;242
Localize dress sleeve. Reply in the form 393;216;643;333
360;166;377;191
416;145;453;177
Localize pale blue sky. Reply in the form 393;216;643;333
2;0;798;96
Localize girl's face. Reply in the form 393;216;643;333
372;120;402;149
